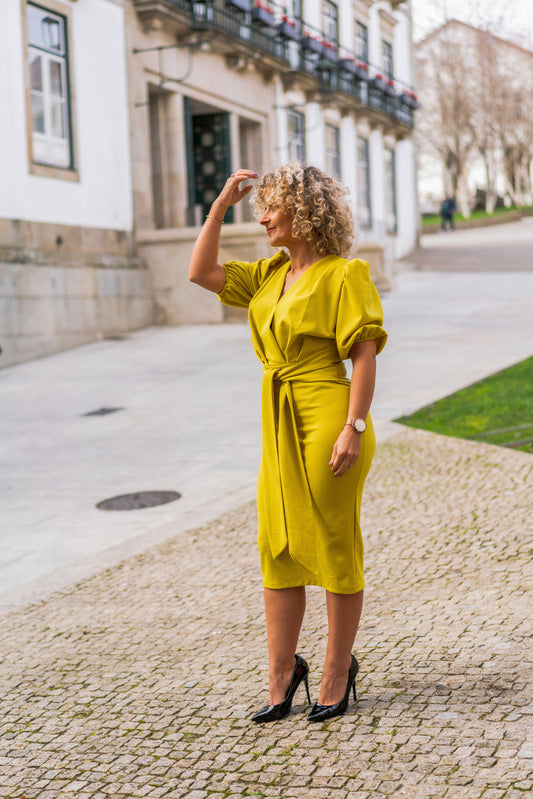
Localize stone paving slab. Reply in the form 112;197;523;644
1;428;532;798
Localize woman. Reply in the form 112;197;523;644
189;163;387;722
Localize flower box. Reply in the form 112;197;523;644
401;92;420;109
276;18;300;41
383;79;396;97
369;74;387;92
302;35;325;56
225;0;252;13
337;58;368;81
251;5;275;26
353;62;369;81
321;40;338;62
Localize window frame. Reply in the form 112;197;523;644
384;146;397;234
287;109;305;163
355;21;368;62
382;39;394;79
321;0;338;45
325;123;340;179
357;136;372;230
22;0;79;181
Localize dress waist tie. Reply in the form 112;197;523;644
260;345;348;573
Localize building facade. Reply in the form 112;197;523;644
1;0;153;368
1;0;419;367
130;0;420;324
416;20;533;215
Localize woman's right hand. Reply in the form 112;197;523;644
215;169;258;209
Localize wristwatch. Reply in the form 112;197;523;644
345;418;367;433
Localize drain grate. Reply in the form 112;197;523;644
83;407;124;417
96;491;181;511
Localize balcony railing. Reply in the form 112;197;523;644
134;0;419;127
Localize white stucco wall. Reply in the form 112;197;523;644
0;0;132;231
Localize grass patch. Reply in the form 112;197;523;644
421;204;533;227
394;357;533;454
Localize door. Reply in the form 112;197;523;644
185;101;233;224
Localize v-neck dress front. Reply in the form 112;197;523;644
218;251;387;593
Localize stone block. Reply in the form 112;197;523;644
65;267;98;298
62;298;98;334
18;297;57;336
18;265;65;298
97;296;121;330
0;263;19;296
0;296;18;336
97;269;122;298
0;336;17;368
0;219;13;247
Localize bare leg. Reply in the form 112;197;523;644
263;586;306;704
318;589;364;705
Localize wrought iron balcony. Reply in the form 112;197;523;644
133;0;418;128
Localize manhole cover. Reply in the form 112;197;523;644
83;407;124;417
97;491;181;511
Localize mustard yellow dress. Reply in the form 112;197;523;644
218;251;387;594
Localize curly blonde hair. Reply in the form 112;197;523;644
253;162;356;257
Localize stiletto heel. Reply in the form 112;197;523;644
251;654;310;723
308;654;359;722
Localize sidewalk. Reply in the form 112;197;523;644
2;266;533;609
1;427;531;798
1;222;533;797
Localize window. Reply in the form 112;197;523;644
382;40;394;79
384;147;397;233
325;124;340;178
357;137;371;229
321;0;338;45
355;22;368;62
287;110;305;162
27;3;73;169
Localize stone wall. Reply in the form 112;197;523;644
0;221;153;368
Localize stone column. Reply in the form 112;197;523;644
164;91;187;228
340;114;358;218
305;102;325;169
369;126;385;238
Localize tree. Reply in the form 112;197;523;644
416;23;478;216
414;0;533;214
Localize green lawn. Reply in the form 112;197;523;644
421;205;532;227
395;357;533;454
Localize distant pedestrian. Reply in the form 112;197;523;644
189;163;387;723
440;195;456;231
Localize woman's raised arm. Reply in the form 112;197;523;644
188;169;258;293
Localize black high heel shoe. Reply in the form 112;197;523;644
251;654;311;723
307;654;359;722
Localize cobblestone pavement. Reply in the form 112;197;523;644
1;429;532;799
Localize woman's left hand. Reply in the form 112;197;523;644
329;427;361;477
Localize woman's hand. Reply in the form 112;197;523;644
329;426;361;477
215;169;258;209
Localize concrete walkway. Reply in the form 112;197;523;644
2;220;533;608
1;429;531;798
0;219;532;797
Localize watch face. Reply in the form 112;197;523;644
354;419;367;432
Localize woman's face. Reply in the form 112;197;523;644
259;202;294;248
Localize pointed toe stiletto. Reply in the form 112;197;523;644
251;654;311;723
308;654;359;722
